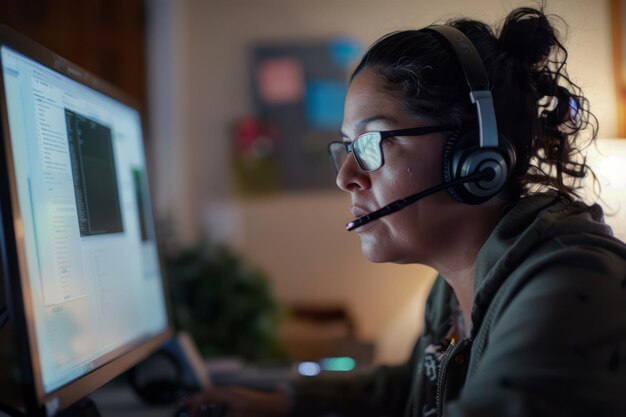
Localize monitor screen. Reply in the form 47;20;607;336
0;27;171;414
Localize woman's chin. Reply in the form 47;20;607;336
359;234;397;263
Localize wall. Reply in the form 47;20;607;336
147;0;616;364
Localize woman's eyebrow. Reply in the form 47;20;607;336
340;115;395;138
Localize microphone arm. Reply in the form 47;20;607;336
346;171;487;231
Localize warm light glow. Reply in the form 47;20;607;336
585;139;626;242
595;155;626;189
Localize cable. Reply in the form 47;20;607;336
0;403;26;417
0;306;8;328
0;306;20;417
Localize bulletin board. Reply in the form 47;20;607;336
246;38;362;191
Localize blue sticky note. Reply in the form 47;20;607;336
305;80;347;130
329;38;363;70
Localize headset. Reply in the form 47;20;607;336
345;25;516;231
427;25;516;205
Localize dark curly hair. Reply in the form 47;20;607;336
351;4;598;201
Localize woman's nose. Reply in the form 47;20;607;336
336;154;371;192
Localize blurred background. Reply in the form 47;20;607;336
0;0;623;368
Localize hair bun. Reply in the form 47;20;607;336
499;7;557;68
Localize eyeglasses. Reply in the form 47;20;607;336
327;125;460;173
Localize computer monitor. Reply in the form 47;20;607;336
0;25;172;415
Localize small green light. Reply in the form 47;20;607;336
320;356;355;371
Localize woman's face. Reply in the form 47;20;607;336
337;69;458;264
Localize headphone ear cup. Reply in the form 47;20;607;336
442;130;465;203
498;134;516;177
443;130;515;204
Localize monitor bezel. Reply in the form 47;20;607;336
0;24;173;416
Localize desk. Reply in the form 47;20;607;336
89;364;295;417
90;385;176;417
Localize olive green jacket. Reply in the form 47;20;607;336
291;192;626;417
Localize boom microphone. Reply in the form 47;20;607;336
346;170;491;231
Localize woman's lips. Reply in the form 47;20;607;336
348;205;378;232
350;205;371;218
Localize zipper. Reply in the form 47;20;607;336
410;336;430;417
435;339;456;417
411;360;423;417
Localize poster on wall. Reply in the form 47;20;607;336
236;38;362;193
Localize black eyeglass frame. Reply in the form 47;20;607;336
328;125;461;173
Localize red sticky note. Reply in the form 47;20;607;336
257;57;304;104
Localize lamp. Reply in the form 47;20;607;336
583;138;626;242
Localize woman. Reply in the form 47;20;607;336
185;6;626;417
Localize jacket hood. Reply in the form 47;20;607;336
470;191;619;336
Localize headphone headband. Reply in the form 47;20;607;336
422;25;515;204
424;25;489;90
424;26;499;149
